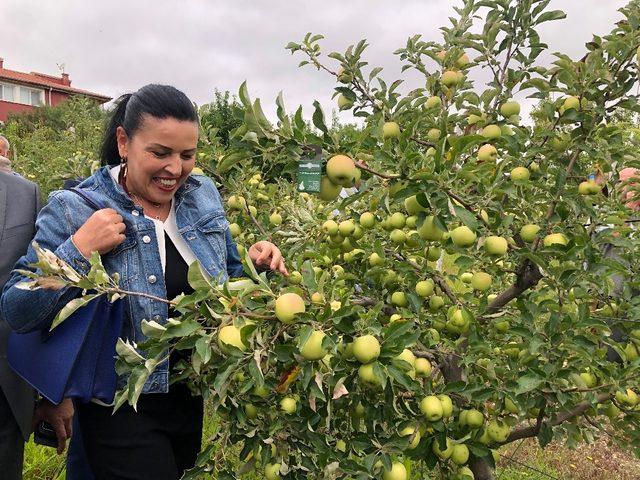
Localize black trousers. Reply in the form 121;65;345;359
76;383;203;480
0;388;23;480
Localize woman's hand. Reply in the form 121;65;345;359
248;241;288;276
72;209;126;259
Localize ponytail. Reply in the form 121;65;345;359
100;93;132;166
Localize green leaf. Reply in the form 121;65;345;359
312;101;328;134
535;10;566;25
50;294;100;330
516;373;545;394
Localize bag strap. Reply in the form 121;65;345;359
68;188;106;211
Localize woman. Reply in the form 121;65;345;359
1;84;287;479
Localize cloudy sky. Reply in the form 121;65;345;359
1;0;630;122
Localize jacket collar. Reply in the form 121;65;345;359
86;166;202;209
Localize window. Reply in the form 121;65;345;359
18;86;44;106
0;82;15;102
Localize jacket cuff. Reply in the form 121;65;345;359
55;237;92;276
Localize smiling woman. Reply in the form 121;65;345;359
1;84;288;480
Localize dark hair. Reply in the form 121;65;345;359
100;84;199;166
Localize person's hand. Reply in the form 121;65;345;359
32;398;74;454
248;241;289;275
72;209;126;258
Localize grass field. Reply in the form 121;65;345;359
23;412;640;480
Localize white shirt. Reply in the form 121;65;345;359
108;166;198;273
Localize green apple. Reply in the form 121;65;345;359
390;229;406;244
383;121;401;139
383;462;407;480
388;212;406;229
337;66;352;83
391;291;408;307
438;394;454;418
563;96;580;111
300;330;327;361
352;335;381;363
227;195;246;210
218;325;246;351
322;220;339;236
453;466;474;480
481;124;502;139
395;348;416;369
471;272;492;291
484;236;508;255
486;420;510;442
358;363;381;386
625;343;639;361
274;292;306;323
369;252;385;267
420;395;444;421
406;216;417;228
253;385;269;398
465;409;484;428
477;144;498;162
615;388;638;406
337;94;353;110
441;70;463;87
400;426;421;449
425;246;442;261
504;398;519;414
426;96;442;109
519;224;540;242
451;226;477;247
338;219;355;237
326;155;357;186
578;181;600;195
319;177;342;201
229;223;241;238
288;270;303;284
416;279;435;297
451;444;470;465
418;216;446;241
467;113;483;125
427;128;442;141
579;372;597;388
432;437;453;459
244;403;258;419
280;396;297;414
404;195;427;215
360;211;376;228
264;463;281;480
460;272;473;284
414;358;432;376
429;295;445;311
456;53;470;68
500;101;521;117
269;212;283;226
543;233;568;247
510;166;530;182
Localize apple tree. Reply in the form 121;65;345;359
25;1;640;479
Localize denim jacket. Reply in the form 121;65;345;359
0;166;243;394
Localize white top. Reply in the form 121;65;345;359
108;166;198;273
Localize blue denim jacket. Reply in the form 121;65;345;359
0;166;243;394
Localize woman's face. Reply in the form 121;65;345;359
116;115;199;205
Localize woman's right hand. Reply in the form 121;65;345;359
72;209;126;258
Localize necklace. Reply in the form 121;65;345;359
119;171;167;220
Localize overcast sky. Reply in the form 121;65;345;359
1;0;630;123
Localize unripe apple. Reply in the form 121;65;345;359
451;226;477;247
477;144;498;163
420;395;444;421
391;291;408;307
425;246;441;261
510;166;530;182
504;398;519;414
389;314;403;323
481;124;502;139
419;216;446;241
264;463;281;480
383;121;401;139
519;224;540;242
248;205;257;217
229;223;241;238
369;252;385;267
311;292;324;304
429;295;445;311
326;155;357;186
322;220;339;236
399;426;421;449
390;229;406;244
438;394;454;418
500;100;521;117
352;335;381;363
426;96;442;109
359;211;375;228
456;53;470;68
579;372;597;388
280;396;297;414
563;96;580;111
432;437;453;459
218;325;246;351
471;272;492;291
319;177;342;201
275;292;306;323
405;217;418;229
578;181;599;195
383;462;407;480
338;219;355;237
227;195;246;210
288;271;303;284
395;348;416;369
337;94;353;110
269;212;283;226
625;343;639;361
465;409;484;428
467;113;483;125
337;66;352;83
299;330;327;361
388;212;406;229
615;388;638;406
404;195;427;215
543;233;568;247
244;403;258;420
454;467;474;480
416;279;435;297
460;272;473;284
358;363;381;386
441;70;463;87
486;419;510;442
451;444;470;465
414;358;432;376
427;128;442;141
484;236;508;256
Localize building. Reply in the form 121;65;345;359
0;58;111;122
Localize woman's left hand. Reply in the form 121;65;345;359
248;241;289;276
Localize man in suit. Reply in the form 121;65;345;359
0;162;40;478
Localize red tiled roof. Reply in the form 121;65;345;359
0;67;111;103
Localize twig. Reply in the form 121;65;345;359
354;161;399;180
244;203;271;241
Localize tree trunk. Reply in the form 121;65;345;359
469;456;494;480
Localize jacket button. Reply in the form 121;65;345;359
132;210;140;216
148;275;157;284
142;235;151;243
